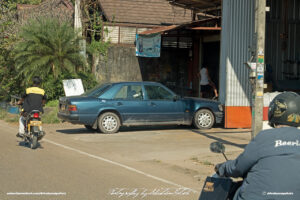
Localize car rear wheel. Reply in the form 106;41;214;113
98;112;120;134
193;109;215;129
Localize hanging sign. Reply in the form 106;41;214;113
135;33;161;57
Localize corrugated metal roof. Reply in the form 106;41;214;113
98;0;193;25
167;0;221;10
139;25;178;35
139;18;220;35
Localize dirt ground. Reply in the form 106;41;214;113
38;122;252;191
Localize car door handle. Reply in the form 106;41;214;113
148;102;156;106
116;102;123;106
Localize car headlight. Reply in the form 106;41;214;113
218;104;224;112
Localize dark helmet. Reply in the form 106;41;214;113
32;76;41;85
268;92;300;127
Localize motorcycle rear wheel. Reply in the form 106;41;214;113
30;135;38;149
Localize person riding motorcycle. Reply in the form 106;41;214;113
215;92;300;200
16;76;47;138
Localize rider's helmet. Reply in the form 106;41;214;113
32;76;41;85
268;92;300;127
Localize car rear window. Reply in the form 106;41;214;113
82;84;112;97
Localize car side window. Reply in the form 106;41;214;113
114;85;143;100
145;85;173;100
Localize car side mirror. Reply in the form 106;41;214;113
173;95;180;101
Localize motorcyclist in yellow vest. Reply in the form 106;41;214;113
16;76;46;137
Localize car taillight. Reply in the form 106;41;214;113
33;113;39;118
68;105;77;111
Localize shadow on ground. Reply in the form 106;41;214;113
192;129;249;149
17;140;44;149
56;125;190;134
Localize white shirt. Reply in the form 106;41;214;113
200;68;209;85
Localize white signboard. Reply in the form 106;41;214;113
63;79;85;96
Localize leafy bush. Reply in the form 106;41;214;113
45;100;59;107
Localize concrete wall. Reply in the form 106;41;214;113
95;45;143;83
95;45;191;96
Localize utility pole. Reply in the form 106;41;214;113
252;0;266;139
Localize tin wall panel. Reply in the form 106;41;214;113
120;26;136;44
220;0;255;106
265;0;300;88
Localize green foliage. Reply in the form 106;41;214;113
0;1;99;102
83;0;110;71
77;71;98;91
0;108;6;120
42;71;97;100
45;100;59;107
87;39;110;58
14;17;87;84
0;0;44;101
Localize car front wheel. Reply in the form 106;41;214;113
84;125;97;131
193;109;215;129
98;112;120;134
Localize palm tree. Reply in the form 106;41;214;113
14;17;86;84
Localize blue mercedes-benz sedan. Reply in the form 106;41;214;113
58;82;223;133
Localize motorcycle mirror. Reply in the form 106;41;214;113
210;142;225;154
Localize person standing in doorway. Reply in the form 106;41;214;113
199;66;218;99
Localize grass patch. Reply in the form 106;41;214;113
0;108;19;123
5;114;19;123
190;156;214;166
43;106;61;124
0;101;61;124
201;160;214;166
0;108;6;120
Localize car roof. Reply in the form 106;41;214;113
111;81;161;85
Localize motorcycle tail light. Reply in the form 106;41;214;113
33;113;39;118
68;105;77;111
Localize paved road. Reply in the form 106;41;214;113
0;121;250;200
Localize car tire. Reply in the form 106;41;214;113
98;112;120;134
84;125;97;131
193;109;215;129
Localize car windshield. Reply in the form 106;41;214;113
82;83;112;97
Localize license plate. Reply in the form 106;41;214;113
61;104;66;111
29;121;42;126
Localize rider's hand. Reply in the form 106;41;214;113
214;163;222;175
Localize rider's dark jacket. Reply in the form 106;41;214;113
218;127;300;200
22;87;46;113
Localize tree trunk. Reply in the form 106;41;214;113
92;53;99;74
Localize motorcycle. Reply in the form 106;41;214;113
22;110;45;149
12;95;45;149
198;142;242;200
